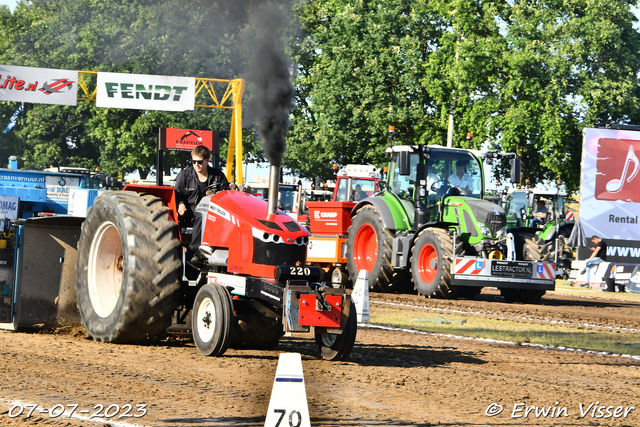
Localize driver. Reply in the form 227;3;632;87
448;160;474;195
531;199;548;227
175;145;229;265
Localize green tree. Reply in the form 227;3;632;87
0;0;263;178
289;0;640;194
288;0;443;181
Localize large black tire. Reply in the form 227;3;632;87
540;238;574;278
76;191;181;343
410;228;457;298
346;205;400;292
512;232;537;260
192;284;235;356
522;235;542;260
232;305;283;350
315;298;357;361
499;235;546;303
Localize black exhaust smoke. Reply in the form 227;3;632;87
243;2;296;215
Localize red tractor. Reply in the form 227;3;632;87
74;166;357;361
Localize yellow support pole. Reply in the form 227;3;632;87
226;79;245;184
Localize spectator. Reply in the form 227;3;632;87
580;235;607;286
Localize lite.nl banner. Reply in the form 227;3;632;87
0;65;78;106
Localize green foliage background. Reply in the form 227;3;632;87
0;0;639;193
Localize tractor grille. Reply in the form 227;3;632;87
252;238;307;266
466;200;506;236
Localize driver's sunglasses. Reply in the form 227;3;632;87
191;159;207;165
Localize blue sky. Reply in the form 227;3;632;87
0;0;14;12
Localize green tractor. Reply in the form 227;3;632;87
345;141;556;303
504;188;575;278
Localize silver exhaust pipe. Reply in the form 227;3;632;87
267;164;280;215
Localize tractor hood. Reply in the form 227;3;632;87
200;190;310;277
442;196;507;244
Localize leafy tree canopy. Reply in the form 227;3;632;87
289;0;640;194
0;0;268;178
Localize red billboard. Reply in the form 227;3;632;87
159;128;219;153
595;138;640;202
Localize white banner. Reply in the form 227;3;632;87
96;72;195;111
580;127;640;240
0;65;78;106
0;196;18;220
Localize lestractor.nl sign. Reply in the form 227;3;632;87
96;72;196;112
0;65;78;106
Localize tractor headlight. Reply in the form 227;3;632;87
496;228;507;239
478;223;492;238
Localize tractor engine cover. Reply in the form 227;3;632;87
201;190;310;278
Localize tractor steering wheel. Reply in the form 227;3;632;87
430;179;451;197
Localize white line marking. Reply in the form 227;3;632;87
371;300;640;333
359;323;640;361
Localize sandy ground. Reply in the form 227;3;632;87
0;289;639;427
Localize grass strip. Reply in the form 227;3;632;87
553;281;640;302
370;305;640;356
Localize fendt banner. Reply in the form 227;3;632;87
0;65;78;106
96;72;196;112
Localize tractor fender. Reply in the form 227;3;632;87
351;197;397;230
391;221;458;270
411;222;458;247
539;220;575;241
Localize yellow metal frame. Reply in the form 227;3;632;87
77;71;245;184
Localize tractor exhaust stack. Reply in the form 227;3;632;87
268;164;280;215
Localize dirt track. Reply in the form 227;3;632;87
1;289;639;427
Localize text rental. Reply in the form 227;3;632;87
609;215;638;224
105;83;188;101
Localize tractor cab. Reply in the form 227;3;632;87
504;189;568;228
386;146;484;224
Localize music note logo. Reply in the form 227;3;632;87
606;145;639;193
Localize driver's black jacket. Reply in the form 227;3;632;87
174;165;229;219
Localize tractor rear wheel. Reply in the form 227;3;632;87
315;298;357;361
346;205;399;292
192;284;235;356
410;228;457;298
233;304;283;350
76;191;181;343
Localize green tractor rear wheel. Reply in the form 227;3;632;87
346;205;403;292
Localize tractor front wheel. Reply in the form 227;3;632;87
410;228;457;298
315;298;357;361
330;267;350;289
192;284;234;356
